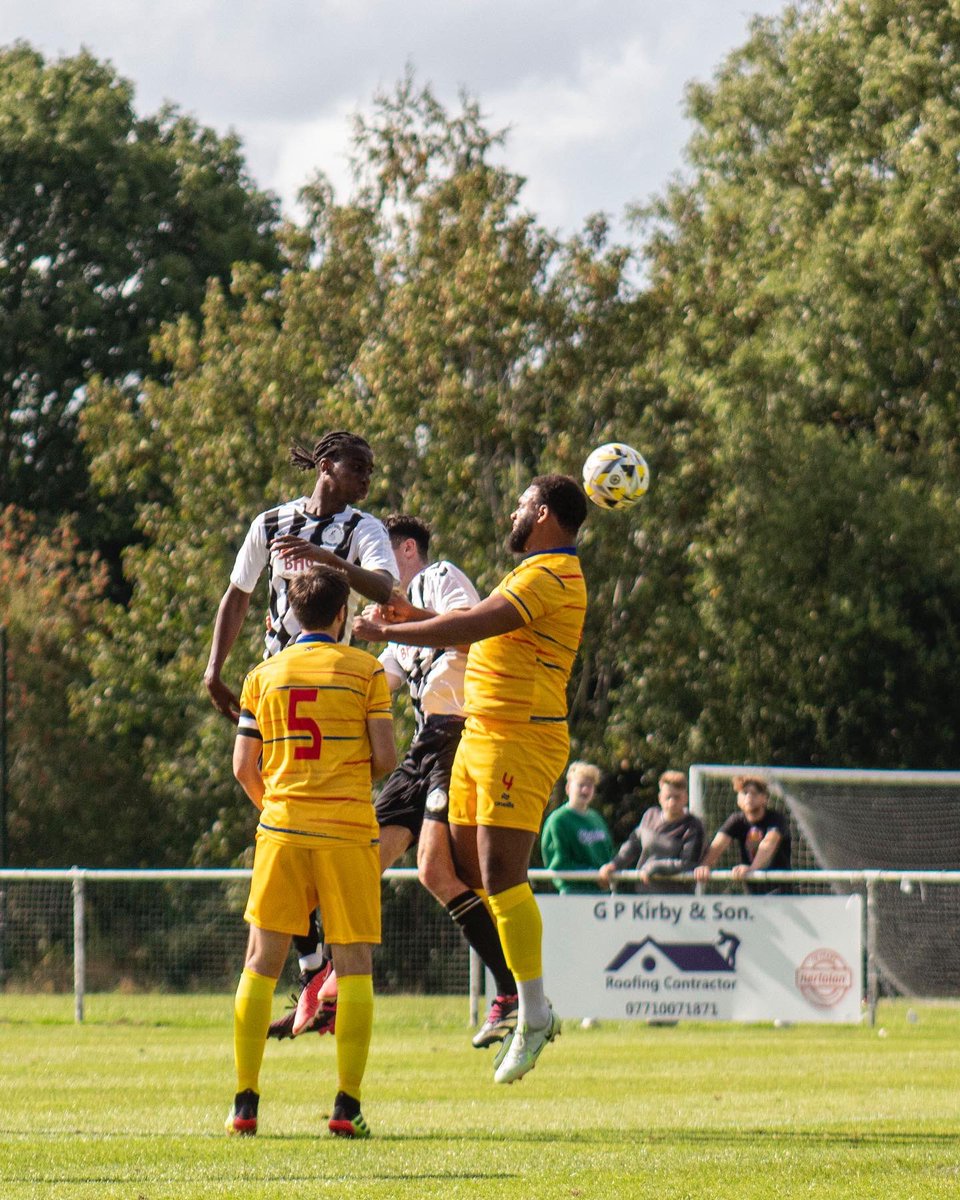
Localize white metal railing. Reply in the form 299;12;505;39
3;866;960;1025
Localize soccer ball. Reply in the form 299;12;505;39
582;443;649;510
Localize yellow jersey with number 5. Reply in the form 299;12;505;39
237;637;392;845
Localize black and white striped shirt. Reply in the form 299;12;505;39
378;560;480;727
230;499;398;658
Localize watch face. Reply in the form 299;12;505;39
425;787;448;815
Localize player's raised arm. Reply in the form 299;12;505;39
205;584;253;722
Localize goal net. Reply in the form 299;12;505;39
689;765;960;997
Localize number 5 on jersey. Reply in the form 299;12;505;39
288;688;322;759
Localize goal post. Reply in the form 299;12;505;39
689;764;960;997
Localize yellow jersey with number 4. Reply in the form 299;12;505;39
463;549;586;726
238;636;392;845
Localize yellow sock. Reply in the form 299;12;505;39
488;883;543;982
233;968;276;1093
336;974;374;1102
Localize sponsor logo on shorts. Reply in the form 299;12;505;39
498;771;515;806
795;948;853;1008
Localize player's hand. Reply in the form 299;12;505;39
353;613;387;642
204;672;241;724
361;601;400;624
693;864;711;883
381;589;419;622
597;862;615;889
731;864;752;880
360;592;417;625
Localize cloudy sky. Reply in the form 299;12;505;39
1;1;788;239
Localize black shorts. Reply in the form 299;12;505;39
374;715;465;840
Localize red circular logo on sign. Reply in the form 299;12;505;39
795;948;854;1009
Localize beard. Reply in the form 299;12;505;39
507;510;535;554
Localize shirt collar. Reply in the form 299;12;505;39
294;501;355;521
520;546;578;560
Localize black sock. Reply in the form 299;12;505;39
292;909;322;960
446;889;516;996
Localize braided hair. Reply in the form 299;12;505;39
289;431;372;472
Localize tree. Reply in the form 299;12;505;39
77;77;657;863
0;507;156;866
0;42;280;526
65;3;960;871
688;425;960;767
633;0;960;768
645;0;960;467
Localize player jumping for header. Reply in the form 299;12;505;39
355;475;588;1084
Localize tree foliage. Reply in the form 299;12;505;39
77;77;664;862
0;42;280;525
0;508;153;865
14;4;960;866
631;0;960;770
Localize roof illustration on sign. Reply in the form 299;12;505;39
605;930;741;973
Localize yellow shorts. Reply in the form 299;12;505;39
244;830;381;945
448;717;570;833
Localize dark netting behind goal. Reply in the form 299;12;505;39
690;768;960;997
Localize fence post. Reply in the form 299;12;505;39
865;874;879;1027
72;867;85;1024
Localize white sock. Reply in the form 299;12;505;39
517;977;549;1029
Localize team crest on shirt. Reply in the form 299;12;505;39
321;523;344;546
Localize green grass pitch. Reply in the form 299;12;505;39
2;994;959;1199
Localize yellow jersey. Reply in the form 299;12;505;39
238;635;393;845
464;549;586;725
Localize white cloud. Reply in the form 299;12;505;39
480;36;671;233
243;105;358;212
0;0;790;236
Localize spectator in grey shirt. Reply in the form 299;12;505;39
598;770;704;893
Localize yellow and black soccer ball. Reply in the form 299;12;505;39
582;443;650;510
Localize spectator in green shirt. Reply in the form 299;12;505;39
540;762;615;894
